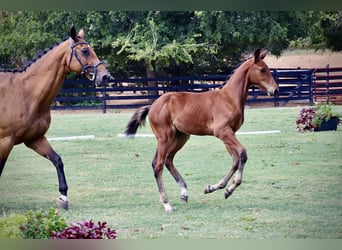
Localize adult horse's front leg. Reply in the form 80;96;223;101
0;137;14;177
204;129;247;199
25;136;69;209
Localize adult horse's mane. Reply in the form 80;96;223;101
0;38;68;73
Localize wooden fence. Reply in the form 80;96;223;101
52;67;341;113
313;66;342;104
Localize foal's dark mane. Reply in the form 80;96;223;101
221;60;246;88
0;38;68;74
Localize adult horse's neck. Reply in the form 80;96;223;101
221;60;252;110
19;40;71;111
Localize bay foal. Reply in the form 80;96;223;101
125;49;278;212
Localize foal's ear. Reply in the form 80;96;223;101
254;49;268;63
70;25;77;41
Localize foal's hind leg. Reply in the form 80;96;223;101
204;129;247;198
25;136;69;209
165;132;190;203
152;140;173;212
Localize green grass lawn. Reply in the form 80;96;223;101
0;106;341;239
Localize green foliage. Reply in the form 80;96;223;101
112;11;206;76
320;11;342;51
19;207;67;239
0;11;340;76
0;213;26;239
312;102;341;128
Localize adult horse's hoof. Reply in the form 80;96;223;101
180;195;188;203
56;197;69;210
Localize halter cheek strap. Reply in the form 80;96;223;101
68;38;104;81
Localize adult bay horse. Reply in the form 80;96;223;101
125;49;278;212
0;26;112;209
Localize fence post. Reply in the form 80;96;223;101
325;64;330;103
101;87;107;114
272;69;279;107
309;69;314;106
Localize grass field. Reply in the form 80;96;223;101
0;106;341;239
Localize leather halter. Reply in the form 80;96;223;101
69;41;104;81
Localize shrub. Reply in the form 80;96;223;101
0;213;26;239
311;102;341;128
19;207;67;239
51;220;117;239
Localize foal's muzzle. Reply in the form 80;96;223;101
266;85;279;96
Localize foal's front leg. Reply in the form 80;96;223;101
25;136;69;209
204;130;247;198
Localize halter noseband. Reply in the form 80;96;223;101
69;40;104;81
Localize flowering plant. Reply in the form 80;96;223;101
51;220;117;239
296;107;316;132
296;103;341;132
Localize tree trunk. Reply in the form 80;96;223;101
145;63;158;104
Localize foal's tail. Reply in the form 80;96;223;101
124;105;151;136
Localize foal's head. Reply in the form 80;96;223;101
68;26;112;87
248;49;278;96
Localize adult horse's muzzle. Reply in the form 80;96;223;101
92;65;113;87
95;71;113;87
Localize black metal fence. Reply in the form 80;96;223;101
52;67;341;113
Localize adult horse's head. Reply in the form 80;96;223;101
68;26;112;87
248;49;278;96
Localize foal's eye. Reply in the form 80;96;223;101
260;68;266;73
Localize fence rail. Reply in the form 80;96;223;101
313;66;342;104
52;67;341;113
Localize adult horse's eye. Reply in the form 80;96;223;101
81;48;90;57
260;68;266;73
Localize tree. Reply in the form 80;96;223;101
320;11;342;51
112;11;207;77
0;11;340;77
193;11;299;73
0;12;56;68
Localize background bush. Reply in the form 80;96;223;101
0;214;26;239
19;207;67;239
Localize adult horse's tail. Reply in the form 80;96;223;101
125;105;151;136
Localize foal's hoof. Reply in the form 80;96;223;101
204;185;212;194
56;197;69;210
163;203;173;213
224;189;232;199
180;195;188;203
